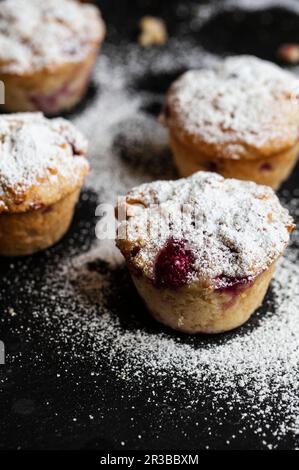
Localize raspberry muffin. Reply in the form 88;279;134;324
161;56;299;190
0;113;89;256
0;0;105;115
116;172;294;334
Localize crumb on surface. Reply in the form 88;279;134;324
277;43;299;64
138;16;168;47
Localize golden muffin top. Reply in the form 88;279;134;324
162;56;299;160
0;112;89;213
117;171;294;288
0;0;105;75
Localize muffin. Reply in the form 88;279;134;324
161;56;299;190
0;112;89;256
0;0;105;115
116;172;294;334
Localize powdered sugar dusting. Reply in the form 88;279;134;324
192;0;299;29
226;0;299;14
118;172;293;284
0;113;88;210
164;56;299;158
0;0;105;74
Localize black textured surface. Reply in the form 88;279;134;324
1;0;299;450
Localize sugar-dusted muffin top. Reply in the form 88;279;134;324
0;0;105;75
162;56;299;160
0;113;89;213
117;172;294;289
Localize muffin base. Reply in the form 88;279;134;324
132;264;276;334
0;48;99;115
0;189;80;257
170;135;299;190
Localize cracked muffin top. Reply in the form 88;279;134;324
0;112;89;213
161;56;299;160
0;0;105;75
116;171;294;289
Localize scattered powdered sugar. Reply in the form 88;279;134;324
119;172;293;284
192;0;299;28
164;55;299;158
11;210;299;448
0;113;88;210
72;41;219;203
0;0;105;74
88;250;299;393
2;0;299;449
63;36;299;446
226;0;299;14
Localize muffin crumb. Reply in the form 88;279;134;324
277;43;299;64
139;16;167;47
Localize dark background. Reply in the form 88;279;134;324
1;0;299;450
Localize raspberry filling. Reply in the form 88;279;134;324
29;76;88;114
260;163;272;172
30;80;74;114
154;237;195;289
214;275;254;309
205;161;219;172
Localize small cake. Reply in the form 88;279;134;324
0;0;105;115
0;112;89;256
161;56;299;190
116;172;294;334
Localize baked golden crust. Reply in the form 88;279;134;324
0;188;80;256
170;134;299;190
161;56;299;161
0;48;99;114
0;113;89;214
132;263;276;334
